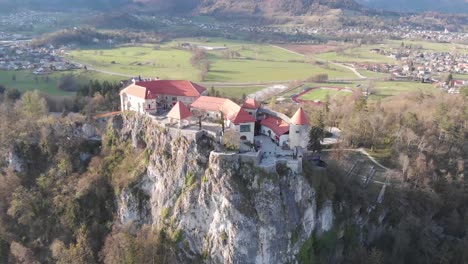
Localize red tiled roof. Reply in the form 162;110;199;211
290;107;310;125
191;96;256;124
131;80;206;98
190;96;227;112
230;109;256;124
119;84;149;99
242;98;260;109
167;101;192;120
261;117;290;136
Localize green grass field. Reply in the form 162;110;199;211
205;59;356;82
453;74;468;80
314;39;467;64
211;85;265;99
284;80;438;101
284;81;360;96
299;88;353;101
386;40;468;53
315;47;396;63
371;81;439;99
68;39;357;83
0;70;122;95
359;70;390;79
0;70;69;95
69;45;199;80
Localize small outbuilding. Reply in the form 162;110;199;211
167;101;193;128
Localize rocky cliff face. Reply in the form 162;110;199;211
113;113;333;263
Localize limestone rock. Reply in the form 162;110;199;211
116;113;326;264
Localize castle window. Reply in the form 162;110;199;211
240;125;251;132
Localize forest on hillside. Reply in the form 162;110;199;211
0;84;466;263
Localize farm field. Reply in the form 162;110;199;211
314;46;396;63
68;38;357;83
283;81;360;97
453;73;468;80
205;59;356;82
315;39;468;64
371;81;439;99
283;79;439;102
210;85;265;99
0;70;69;95
359;70;390;79
68;45;199;80
385;40;468;53
277;44;338;55
0;70;122;95
298;87;353;101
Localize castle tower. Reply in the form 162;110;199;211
242;98;261;119
289;107;310;149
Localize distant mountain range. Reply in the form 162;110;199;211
0;0;131;10
355;0;468;14
133;0;362;15
1;0;466;14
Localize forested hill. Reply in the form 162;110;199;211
0;0;362;14
134;0;362;15
0;0;131;11
355;0;468;13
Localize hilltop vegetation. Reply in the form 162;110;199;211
355;0;468;13
0;87;466;263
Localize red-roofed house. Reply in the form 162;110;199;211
191;96;256;143
260;117;290;146
120;80;207;114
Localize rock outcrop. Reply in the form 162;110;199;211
114;113;332;263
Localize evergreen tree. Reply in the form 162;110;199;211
307;111;325;153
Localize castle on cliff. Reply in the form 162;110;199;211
120;79;310;154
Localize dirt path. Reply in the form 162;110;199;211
87;66;134;78
322;148;390;171
274;45;367;80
